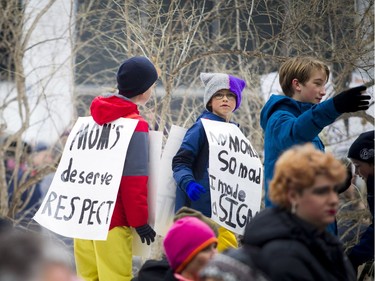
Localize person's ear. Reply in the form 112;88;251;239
291;78;302;93
287;188;299;207
207;100;212;108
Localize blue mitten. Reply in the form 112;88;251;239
186;181;206;201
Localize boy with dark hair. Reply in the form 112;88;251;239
74;56;157;281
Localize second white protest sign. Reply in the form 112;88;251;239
201;119;263;235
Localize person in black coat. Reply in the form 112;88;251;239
347;130;374;274
243;143;356;281
132;258;177;281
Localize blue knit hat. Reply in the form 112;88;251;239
117;56;158;98
200;73;246;111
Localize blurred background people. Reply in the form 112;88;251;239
38;238;81;281
199;247;270;281
0;226;42;281
0;225;80;281
4;138;42;230
31;142;55;197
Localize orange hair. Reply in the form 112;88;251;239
269;143;346;209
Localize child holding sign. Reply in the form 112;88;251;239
172;72;246;252
74;56;157;281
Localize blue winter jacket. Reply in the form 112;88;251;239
260;94;341;207
172;110;237;217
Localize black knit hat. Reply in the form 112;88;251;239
117;56;158;98
348;130;374;163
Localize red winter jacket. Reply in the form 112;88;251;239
90;94;149;229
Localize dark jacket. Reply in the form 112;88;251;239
260;95;340;207
172;110;237;217
348;174;374;270
243;207;356;281
131;258;178;281
6;169;42;229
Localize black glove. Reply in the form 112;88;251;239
333;85;371;113
135;224;156;245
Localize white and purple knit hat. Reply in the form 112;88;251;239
200;72;246;111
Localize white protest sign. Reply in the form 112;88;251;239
34;116;138;240
132;130;163;257
201;119;263;235
154;125;187;236
145;130;163;227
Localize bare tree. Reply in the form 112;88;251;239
0;0;71;222
0;3;373;273
74;0;374;245
73;0;373;146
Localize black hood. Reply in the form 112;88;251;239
242;208;355;281
243;207;325;247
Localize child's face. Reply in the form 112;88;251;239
293;69;327;104
208;89;236;121
183;243;217;277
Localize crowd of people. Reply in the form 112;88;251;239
0;217;80;281
1;55;373;281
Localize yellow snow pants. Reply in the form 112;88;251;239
74;226;133;281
